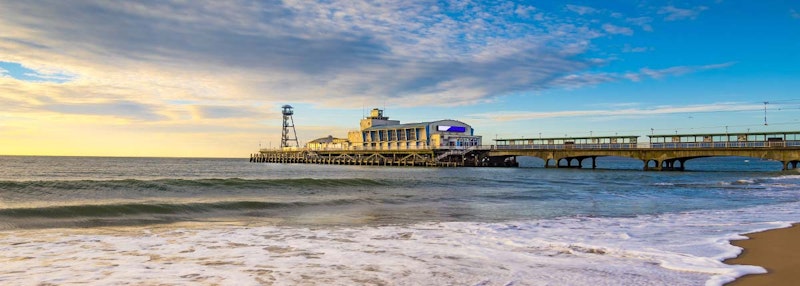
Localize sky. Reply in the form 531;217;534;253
1;0;799;157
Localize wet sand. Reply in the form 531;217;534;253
725;224;800;286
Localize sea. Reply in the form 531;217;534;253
1;155;798;285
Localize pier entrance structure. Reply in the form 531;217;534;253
491;131;800;171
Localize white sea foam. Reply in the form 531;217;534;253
2;201;798;286
768;174;800;181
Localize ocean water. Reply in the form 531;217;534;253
0;155;798;285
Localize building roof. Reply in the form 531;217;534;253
308;135;347;143
363;121;432;131
363;119;472;131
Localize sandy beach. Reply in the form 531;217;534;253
725;224;800;286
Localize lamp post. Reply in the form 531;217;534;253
725;126;729;148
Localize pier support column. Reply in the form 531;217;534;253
783;161;790;171
592;156;597;169
643;159;661;171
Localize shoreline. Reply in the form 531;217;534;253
724;223;800;286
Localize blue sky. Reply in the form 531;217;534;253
1;1;799;156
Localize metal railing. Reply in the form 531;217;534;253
649;141;800;149
260;141;800;153
493;143;639;150
262;145;484;152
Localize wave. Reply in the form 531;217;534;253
0;200;302;218
0;198;382;230
0;178;388;193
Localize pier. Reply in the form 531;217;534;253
252;131;800;171
251;106;800;171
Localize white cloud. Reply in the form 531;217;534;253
658;6;708;21
791;9;800;19
626;17;653;32
623;45;651;53
602;24;634;36
638;62;734;79
550;62;735;87
566;4;597;15
470;102;765;122
514;5;536;18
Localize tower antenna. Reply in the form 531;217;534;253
280;105;299;148
763;101;768;126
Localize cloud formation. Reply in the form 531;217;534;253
0;0;723;114
658;6;709;21
551;62;734;87
602;24;634;36
470;102;766;122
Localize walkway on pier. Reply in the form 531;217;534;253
492;131;800;171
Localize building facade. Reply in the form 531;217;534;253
346;108;482;150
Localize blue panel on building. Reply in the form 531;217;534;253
437;126;466;132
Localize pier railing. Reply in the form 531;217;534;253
259;140;800;153
494;143;639;150
262;145;490;152
493;140;800;150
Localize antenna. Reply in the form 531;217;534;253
763;101;768;126
280;105;299;148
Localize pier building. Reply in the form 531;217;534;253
347;108;482;150
307;135;351;150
